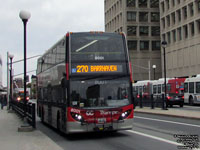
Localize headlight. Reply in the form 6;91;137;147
118;109;132;120
17;97;21;101
71;112;84;122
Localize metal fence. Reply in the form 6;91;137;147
11;100;36;128
134;94;167;110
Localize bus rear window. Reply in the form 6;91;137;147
71;33;126;61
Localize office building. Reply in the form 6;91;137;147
104;0;162;81
0;55;2;90
160;0;200;78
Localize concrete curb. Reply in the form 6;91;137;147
134;109;200;120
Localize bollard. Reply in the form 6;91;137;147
139;94;143;108
162;94;168;110
151;94;154;109
32;103;36;128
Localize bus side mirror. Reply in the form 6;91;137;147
61;78;68;88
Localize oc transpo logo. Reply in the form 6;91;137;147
86;111;94;116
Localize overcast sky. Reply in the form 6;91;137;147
0;0;104;86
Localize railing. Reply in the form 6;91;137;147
11;100;36;128
134;94;167;110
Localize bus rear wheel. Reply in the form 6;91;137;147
57;113;60;132
189;97;194;106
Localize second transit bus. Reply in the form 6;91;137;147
36;32;134;134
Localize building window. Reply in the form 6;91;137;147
128;40;137;50
161;2;165;13
151;26;160;36
152;41;160;50
172;0;175;7
140;26;149;36
196;20;200;33
161;18;165;29
190;22;195;36
196;1;200;12
172;30;176;42
166;0;169;10
178;27;182;41
171;13;175;25
162;34;166;42
183;6;187;19
167;32;171;44
151;12;159;22
127;26;137;36
140;41;149;50
189;3;194;16
127;0;136;7
127;11;136;21
166;15;170;27
177;10;181;22
150;0;159;8
183;25;188;39
139;12;148;22
139;0;147;8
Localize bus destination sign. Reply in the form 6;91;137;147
71;64;123;74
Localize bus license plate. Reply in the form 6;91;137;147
98;118;106;124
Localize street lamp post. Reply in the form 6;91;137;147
9;55;14;109
152;65;156;80
19;10;31;121
161;41;167;110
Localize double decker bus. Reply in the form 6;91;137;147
37;32;134;134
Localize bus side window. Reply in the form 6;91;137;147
189;82;194;93
153;85;157;94
184;83;188;93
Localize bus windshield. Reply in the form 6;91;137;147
71;33;126;61
70;77;131;109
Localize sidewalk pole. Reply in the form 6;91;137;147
7;52;10;110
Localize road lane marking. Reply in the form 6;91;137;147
127;130;182;146
134;116;200;128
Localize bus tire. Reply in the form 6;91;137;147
189;97;194;106
57;112;60;132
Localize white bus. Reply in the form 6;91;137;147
184;75;200;105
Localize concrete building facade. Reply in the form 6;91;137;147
0;55;2;90
160;0;200;78
104;0;162;81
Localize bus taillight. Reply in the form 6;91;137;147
167;96;171;100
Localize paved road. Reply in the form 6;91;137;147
169;105;200;112
36;113;200;150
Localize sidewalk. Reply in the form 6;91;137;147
0;107;63;150
134;107;200;120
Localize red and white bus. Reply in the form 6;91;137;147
132;80;154;99
133;78;185;107
37;32;134;134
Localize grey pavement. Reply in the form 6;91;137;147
134;106;200;120
0;107;63;150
